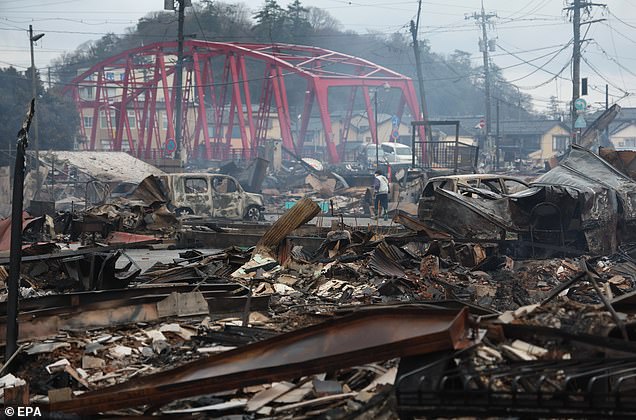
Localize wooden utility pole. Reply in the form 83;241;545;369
467;2;496;158
572;0;581;132
173;0;187;163
409;0;431;141
564;0;606;136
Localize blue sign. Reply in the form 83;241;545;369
391;115;400;127
165;138;177;152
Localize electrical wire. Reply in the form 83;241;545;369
497;40;573;83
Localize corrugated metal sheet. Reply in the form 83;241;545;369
35;151;164;183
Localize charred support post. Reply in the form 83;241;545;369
5;100;34;361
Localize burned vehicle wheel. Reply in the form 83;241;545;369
245;205;262;221
175;207;194;217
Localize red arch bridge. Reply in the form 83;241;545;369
64;41;425;164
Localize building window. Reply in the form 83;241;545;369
100;110;116;129
79;86;94;100
622;138;636;148
162;113;168;129
552;135;569;152
99;139;112;150
83;116;93;129
127;110;136;129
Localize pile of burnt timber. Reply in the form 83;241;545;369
2;162;636;418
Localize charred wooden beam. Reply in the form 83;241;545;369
6;100;35;361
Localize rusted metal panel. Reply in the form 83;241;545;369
256;197;320;255
368;242;408;278
49;307;474;415
126;174;170;205
600;147;636;181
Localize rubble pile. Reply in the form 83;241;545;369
2;148;636;417
2;214;635;416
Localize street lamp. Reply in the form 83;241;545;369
373;82;391;169
29;25;44;185
374;90;379;169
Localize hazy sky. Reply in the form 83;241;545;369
1;0;635;112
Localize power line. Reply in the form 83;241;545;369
497;40;573;83
466;2;497;156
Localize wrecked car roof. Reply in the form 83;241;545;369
428;174;530;184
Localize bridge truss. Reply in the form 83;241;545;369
64;41;424;163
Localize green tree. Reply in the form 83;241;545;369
307;7;341;33
0;67;78;153
285;0;310;42
253;0;286;41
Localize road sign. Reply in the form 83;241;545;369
391;128;400;140
574;115;587;129
574;98;587;111
165;138;177;152
391;115;399;126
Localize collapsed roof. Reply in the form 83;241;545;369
34;151;165;184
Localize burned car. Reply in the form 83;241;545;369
417;145;636;256
418;174;530;221
159;173;265;220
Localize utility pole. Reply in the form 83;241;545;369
496;99;500;170
572;0;581;134
467;2;496;160
410;0;432;141
171;0;188;164
605;84;609;144
29;25;44;193
564;0;606;138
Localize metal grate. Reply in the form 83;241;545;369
396;351;636;418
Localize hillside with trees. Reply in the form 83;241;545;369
49;0;534;120
0;67;78;152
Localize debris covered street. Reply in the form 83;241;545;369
2;0;636;417
1;141;636;418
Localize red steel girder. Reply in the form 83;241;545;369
64;41;424;163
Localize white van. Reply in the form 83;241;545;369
380;142;413;164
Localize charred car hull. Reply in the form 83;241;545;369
419;145;635;256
